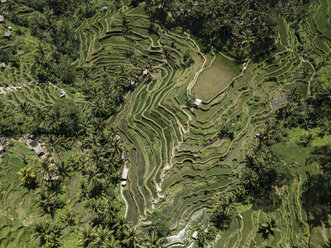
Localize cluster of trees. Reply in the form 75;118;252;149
275;62;330;229
0;47;19;67
143;0;309;60
2;0;96;86
239;121;291;212
218;123;235;140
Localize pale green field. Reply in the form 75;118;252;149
192;53;240;101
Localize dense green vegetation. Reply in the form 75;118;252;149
0;0;330;247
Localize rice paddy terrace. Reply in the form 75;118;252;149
0;0;330;247
74;1;330;247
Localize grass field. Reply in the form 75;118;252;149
192;53;240;101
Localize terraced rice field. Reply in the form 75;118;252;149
0;0;330;247
71;1;330;247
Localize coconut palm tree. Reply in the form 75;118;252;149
33;222;50;246
257;219;277;240
57;160;72;178
61;207;77;226
18;102;33;116
114;217;130;240
101;235;120;248
18;167;36;187
47;134;63;161
92;227;114;247
123;227;142;248
37;191;63;217
143;230;165;248
82;67;91;90
80;225;97;248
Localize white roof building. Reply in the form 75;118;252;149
0;15;4;23
192;231;198;240
121;168;129;180
193;98;202;108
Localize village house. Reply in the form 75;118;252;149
0;15;4;23
28;140;44;157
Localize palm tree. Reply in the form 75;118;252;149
93;227;114;247
19;102;33;116
33;222;50;246
47;134;63;161
144;230;165;248
80;225;97;248
114;217;130;240
101;235;120;248
57;160;72;178
81;165;103;198
82;67;91;90
61;208;76;226
41;159;50;173
37;191;63;217
123;227;141;248
257;219;277;240
18;167;36;187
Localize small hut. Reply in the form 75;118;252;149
193;98;202;108
101;6;108;12
0;15;4;23
114;134;121;141
59;89;66;98
142;69;149;77
3;31;11;38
